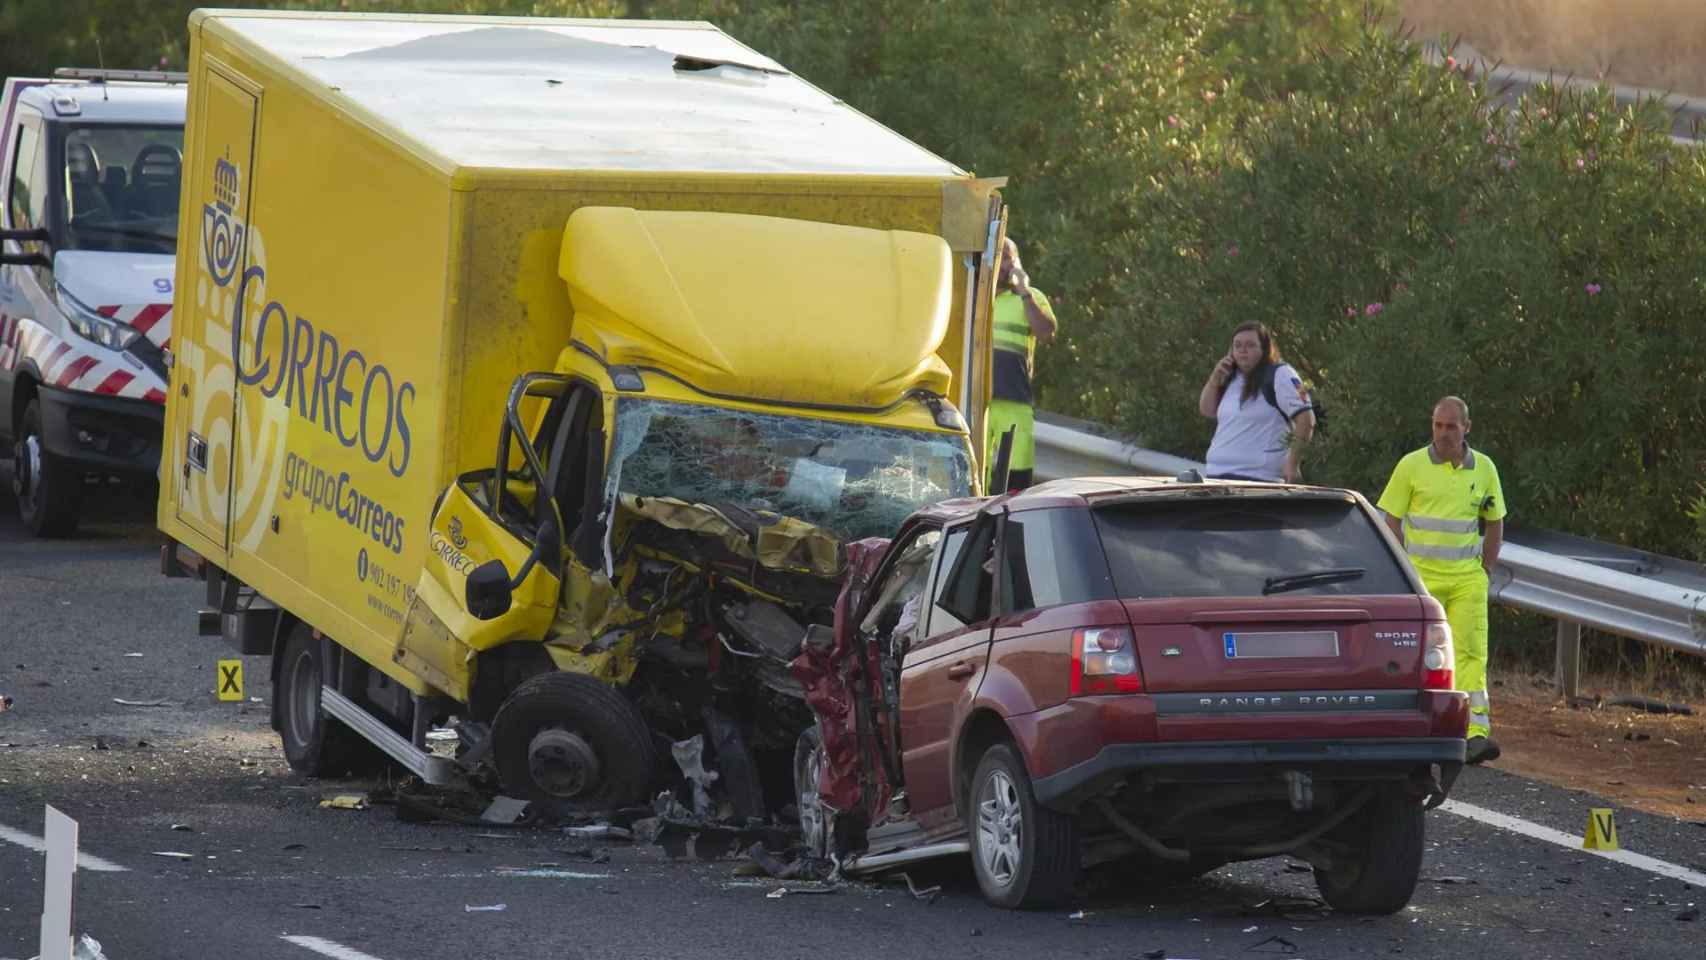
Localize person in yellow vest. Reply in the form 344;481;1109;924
1376;396;1507;764
987;237;1058;491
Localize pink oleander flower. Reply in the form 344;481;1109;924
1167;114;1180;127
1585;283;1602;295
1576;156;1586;169
1204;90;1217;103
1446;56;1457;70
1345;306;1356;317
1225;243;1239;257
1364;302;1384;316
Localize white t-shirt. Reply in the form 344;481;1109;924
1204;363;1310;481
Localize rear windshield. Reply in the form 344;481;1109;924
1092;497;1412;599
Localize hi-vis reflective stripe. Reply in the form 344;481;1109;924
1469;690;1490;713
1408;514;1479;534
1408;542;1482;561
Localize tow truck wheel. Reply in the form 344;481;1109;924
14;399;81;538
491;672;656;817
794;725;830;859
277;628;378;777
1312;785;1425;914
968;744;1080;909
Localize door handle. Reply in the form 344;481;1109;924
946;661;976;680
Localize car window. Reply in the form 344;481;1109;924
8;121;46;234
1093;497;1411;599
858;528;942;653
926;518;994;634
999;508;1115;615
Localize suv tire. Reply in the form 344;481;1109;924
14;399;81;537
968;744;1080;909
1313;785;1425;914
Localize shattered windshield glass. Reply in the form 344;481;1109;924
608;398;971;542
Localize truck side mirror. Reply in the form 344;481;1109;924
466;560;514;620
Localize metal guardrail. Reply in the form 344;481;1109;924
1032;413;1706;694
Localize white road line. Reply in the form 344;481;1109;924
281;936;393;960
1440;799;1706;887
0;821;128;873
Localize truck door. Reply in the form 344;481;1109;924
171;66;258;550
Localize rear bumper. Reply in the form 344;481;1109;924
36;383;163;475
1033;736;1466;810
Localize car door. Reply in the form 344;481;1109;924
1;108;55;430
899;512;997;831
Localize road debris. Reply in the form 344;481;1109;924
1069;909;1091;920
1678;906;1700;922
294;903;322;910
743;842;831;881
563;824;632;841
1246;896;1331;921
766;886;836;898
1428;875;1474;884
170;824;193;832
123;652;144;658
480;796;531;824
1247;934;1299;954
554;846;612;864
151;851;194;860
112;698;169;707
890;872;940;904
1609;696;1695;716
319;794;369;811
464;903;508;912
1;694;13;714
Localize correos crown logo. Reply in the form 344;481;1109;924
202;151;244;289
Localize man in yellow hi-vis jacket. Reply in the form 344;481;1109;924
1377;396;1507;765
986;237;1058;492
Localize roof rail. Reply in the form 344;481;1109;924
52;68;188;85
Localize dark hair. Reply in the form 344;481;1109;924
1217;321;1282;405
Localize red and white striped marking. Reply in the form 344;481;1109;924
95;302;172;350
1;312;167;403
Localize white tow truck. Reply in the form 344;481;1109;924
0;68;186;536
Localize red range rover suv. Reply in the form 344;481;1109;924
792;476;1469;912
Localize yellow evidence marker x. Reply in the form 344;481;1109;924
217;659;244;702
1583;807;1619;850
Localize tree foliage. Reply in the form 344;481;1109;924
5;1;1702;558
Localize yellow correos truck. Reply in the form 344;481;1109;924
158;10;1008;816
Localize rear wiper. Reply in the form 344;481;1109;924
1262;567;1365;595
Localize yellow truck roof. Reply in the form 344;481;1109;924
561;207;954;408
198;11;967;177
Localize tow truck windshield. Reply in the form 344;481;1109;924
609;398;972;542
54;123;183;255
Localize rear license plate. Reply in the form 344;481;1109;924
1223;631;1340;659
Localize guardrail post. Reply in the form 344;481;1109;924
1554;619;1582;700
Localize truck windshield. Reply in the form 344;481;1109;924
609;398;971;542
54;124;183;255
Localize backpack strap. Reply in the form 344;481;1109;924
1260;364;1289;420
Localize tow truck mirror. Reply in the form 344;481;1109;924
0;227;51;268
466;560;514;620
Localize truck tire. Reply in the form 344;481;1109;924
13;399;81;538
1313;786;1425;914
276;628;379;777
491;672;656;818
968;744;1080;909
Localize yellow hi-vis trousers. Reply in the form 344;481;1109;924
1422;567;1491;738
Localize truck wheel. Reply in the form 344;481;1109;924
968;743;1080;909
277;628;378;777
13;399;81;537
1313;786;1425;914
794;725;829;859
491;672;656;817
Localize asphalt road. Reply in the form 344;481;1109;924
2;473;1705;960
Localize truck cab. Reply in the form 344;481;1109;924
0;69;186;536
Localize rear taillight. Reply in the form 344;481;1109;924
1070;626;1142;695
1423;621;1454;690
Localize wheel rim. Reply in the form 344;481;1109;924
796;734;827;857
528;728;601;799
286;649;319;750
976;768;1023;888
14;434;40;509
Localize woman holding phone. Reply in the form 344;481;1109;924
1198;322;1315;482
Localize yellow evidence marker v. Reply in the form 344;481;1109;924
216;659;244;702
1583;808;1619;850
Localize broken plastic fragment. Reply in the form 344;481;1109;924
563;824;632;841
112;698;170;707
480;796;531;824
464;903;508;912
319;794;369;811
151;851;194;860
